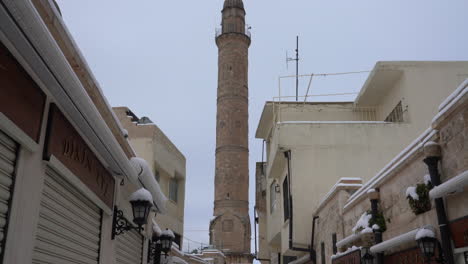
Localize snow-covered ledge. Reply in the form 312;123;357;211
370;226;435;253
336;233;368;249
131;157;168;213
432;79;468;128
430;170;468;199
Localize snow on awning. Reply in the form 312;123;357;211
336;233;366;249
152;219;162;237
370;226;435;253
131;157;168;213
430;170;468;199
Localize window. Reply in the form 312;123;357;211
321;242;325;264
332;233;337;254
155;170;160;182
385;101;404;122
283;176;290;222
270;181;277;213
169;178;178;203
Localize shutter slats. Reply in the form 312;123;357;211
116;229;143;264
33;167;102;264
0;131;17;254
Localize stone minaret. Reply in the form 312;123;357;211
210;0;252;263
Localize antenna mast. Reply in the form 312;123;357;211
287;36;300;101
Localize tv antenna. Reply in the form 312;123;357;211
286;36;300;101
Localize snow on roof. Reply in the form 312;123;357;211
438;78;468;111
370;226;434;253
367;188;377;194
131;157;168;213
152;219;162;236
415;228;435;240
352;212;372;233
424;174;432;185
406;186;419;200
433;79;468;127
129;188;153;202
315;178;363;214
162;229;175;239
331;246;361;260
430;170;468;199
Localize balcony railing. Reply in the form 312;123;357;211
215;26;251;39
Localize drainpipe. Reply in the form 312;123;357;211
310;216;319;263
369;189;383;264
423;142;454;264
283;151;316;260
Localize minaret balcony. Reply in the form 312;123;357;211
215;26;251;39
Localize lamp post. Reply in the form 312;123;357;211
362;248;374;264
150;229;174;264
423;142;454;264
368;189;382;264
416;236;444;263
112;188;153;239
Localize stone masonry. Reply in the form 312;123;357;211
210;1;252;263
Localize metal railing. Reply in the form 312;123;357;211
215;26;251;38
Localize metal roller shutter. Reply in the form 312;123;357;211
32;166;102;264
116;228;143;264
0;130;18;257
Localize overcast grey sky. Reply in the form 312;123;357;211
55;0;468;253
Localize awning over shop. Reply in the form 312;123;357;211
430;170;468;199
370;226;434;254
131;157;168;213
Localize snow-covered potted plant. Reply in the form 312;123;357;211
367;210;387;233
352;211;387;246
406;175;433;215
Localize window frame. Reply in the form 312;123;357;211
169;178;178;203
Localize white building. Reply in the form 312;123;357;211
254;61;468;264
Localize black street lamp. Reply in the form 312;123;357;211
111;188;153;239
160;230;175;255
416;236;444;263
130;199;152;228
149;229;175;264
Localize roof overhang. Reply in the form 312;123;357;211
255;102;274;139
354;62;404;106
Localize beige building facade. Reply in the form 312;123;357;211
114;107;187;249
254;62;468;263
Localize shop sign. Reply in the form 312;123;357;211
44;104;115;207
450;216;468;248
0;42;46;142
332;250;360;264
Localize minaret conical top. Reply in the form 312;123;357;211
223;0;244;10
